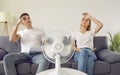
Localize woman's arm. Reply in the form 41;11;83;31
71;39;80;52
83;12;103;33
9;19;21;42
90;15;103;33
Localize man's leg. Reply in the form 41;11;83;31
3;53;28;75
32;54;50;74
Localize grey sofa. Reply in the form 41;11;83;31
0;36;120;75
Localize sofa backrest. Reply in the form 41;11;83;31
0;36;108;53
94;36;108;53
0;36;21;53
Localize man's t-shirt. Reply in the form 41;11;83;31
17;27;45;53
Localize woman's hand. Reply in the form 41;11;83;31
82;12;92;19
75;48;81;52
83;12;103;33
72;47;80;52
92;48;96;52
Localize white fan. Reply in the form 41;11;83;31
36;30;87;75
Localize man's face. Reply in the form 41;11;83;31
21;15;32;27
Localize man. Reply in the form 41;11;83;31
3;13;50;75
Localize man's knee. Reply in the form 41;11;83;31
32;54;48;64
3;53;14;62
4;53;27;62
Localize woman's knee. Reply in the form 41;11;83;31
89;56;94;61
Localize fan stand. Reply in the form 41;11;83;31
44;54;69;75
36;54;87;75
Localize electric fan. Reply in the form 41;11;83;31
36;30;87;75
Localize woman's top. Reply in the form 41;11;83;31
71;30;95;49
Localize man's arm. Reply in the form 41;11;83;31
9;19;21;42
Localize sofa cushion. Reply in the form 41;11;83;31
16;63;31;74
0;49;7;60
69;59;77;69
0;61;4;74
94;60;110;74
31;64;38;74
94;36;108;53
97;49;120;63
49;62;71;69
0;36;21;53
111;62;120;75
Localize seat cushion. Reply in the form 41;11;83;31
0;61;4;74
69;59;77;69
0;49;7;60
16;63;37;74
67;59;111;74
49;62;71;69
97;49;120;63
94;60;110;74
16;63;31;73
49;59;111;74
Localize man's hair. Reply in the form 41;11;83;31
19;13;29;19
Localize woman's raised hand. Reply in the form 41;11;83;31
82;12;91;19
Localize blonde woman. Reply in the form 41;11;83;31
71;12;103;75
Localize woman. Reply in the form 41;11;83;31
71;12;103;75
3;13;50;75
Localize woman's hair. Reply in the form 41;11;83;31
86;19;91;31
19;13;29;19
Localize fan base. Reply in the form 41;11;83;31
36;68;87;75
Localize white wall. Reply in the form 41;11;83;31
0;0;120;37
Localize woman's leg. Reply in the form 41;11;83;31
86;48;96;75
3;53;28;75
87;56;94;75
74;49;89;73
32;54;50;73
78;49;89;73
87;49;97;60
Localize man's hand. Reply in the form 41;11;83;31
16;19;22;26
17;19;22;25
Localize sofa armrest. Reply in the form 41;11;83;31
97;49;120;63
0;49;8;60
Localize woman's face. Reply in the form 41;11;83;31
81;17;91;28
21;15;32;27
